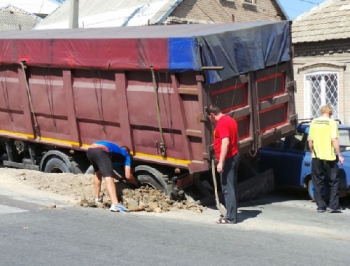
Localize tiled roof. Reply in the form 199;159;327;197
0;0;59;15
36;0;182;29
0;5;42;31
292;0;350;43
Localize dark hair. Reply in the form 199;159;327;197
206;104;221;115
121;145;131;154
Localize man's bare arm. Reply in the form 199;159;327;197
219;137;229;163
332;138;344;164
125;166;139;186
308;139;314;156
217;137;229;173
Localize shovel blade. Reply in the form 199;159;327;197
217;203;227;217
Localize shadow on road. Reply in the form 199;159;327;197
204;205;262;224
237;209;262;223
199;186;311;209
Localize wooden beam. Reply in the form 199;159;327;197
178;87;198;95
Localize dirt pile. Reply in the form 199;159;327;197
11;169;203;213
79;185;203;213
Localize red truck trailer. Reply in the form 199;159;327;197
0;21;297;198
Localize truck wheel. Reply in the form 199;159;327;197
136;174;165;191
0;144;5;156
134;165;168;195
85;164;121;175
44;157;70;173
85;165;95;175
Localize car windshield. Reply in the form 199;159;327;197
339;129;350;151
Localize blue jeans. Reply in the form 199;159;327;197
221;153;240;222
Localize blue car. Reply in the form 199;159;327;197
258;121;350;200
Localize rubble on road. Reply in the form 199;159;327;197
12;170;204;213
79;185;204;213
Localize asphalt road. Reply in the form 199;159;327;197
1;188;350;266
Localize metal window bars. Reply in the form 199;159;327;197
305;72;339;119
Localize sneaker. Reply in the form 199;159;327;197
326;207;342;213
94;197;103;204
317;208;326;213
110;203;128;212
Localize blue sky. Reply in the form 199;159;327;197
278;0;326;20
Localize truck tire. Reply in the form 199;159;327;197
86;164;169;195
0;144;5;156
136;174;165;191
71;161;83;174
85;165;95;175
85;165;120;176
134;165;168;195
44;157;70;173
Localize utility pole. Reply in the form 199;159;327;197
69;0;79;28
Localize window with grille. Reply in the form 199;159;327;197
304;72;339;119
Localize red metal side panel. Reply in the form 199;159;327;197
255;64;292;135
207;75;250;144
0;61;296;174
73;69;122;146
25;67;72;144
28;67;67;116
125;71;191;166
0;65;33;139
205;61;296;155
176;72;204;163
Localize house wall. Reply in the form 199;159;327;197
293;40;350;124
169;0;283;23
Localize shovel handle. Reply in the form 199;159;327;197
211;159;219;201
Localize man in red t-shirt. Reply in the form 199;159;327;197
206;104;240;224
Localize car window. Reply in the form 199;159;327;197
339;129;350;151
266;139;284;149
285;133;305;150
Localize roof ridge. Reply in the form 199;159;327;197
293;0;335;22
0;4;42;19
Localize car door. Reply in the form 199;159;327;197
258;139;286;181
273;133;307;187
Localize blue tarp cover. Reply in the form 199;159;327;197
0;21;291;84
202;21;290;83
168;21;291;84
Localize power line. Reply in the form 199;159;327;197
282;0;322;18
282;6;305;13
297;0;320;5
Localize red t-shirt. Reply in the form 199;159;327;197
214;115;239;161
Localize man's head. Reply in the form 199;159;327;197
320;105;333;117
206;104;222;122
121;145;131;154
121;146;133;168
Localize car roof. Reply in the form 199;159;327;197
297;121;350;134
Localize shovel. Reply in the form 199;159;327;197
211;159;227;217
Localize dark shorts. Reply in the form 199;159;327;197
86;148;113;177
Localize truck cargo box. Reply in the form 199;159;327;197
0;21;296;189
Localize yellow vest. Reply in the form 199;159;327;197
309;117;338;160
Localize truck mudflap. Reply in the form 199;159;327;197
197;168;274;206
